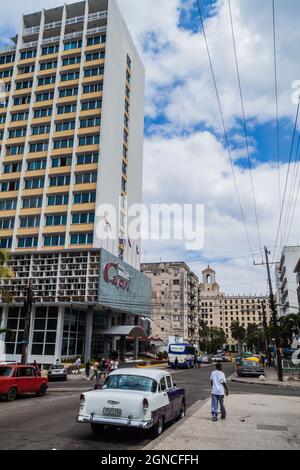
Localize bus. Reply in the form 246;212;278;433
168;344;197;369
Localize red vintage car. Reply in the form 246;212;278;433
0;364;48;402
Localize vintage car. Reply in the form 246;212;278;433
77;368;186;438
237;360;265;377
0;364;48;401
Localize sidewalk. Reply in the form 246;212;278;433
145;394;300;450
231;367;300;388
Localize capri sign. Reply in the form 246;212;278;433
103;262;130;291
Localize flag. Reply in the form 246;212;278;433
128;238;132;248
136;245;140;256
104;217;112;231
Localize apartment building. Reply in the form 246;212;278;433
140;262;200;347
199;266;271;350
0;0;150;365
275;246;300;317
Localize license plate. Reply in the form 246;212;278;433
103;407;122;417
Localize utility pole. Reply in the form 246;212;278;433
261;300;272;366
264;247;283;382
21;280;33;366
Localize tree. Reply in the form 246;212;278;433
231;321;246;355
246;323;265;353
199;322;226;354
0;249;15;335
278;313;300;348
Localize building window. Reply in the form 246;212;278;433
22;197;42;209
44;234;65;247
41;45;59;56
24;178;45;190
57;104;77;114
85;51;105;61
0;199;17;211
56;119;76;131
62;56;81;66
14;96;31;106
64;40;82;51
72;212;95;224
83;82;103;94
27;159;47;171
0;238;12;249
62;308;86;357
84;66;104;78
87;35;106;46
37;76;55;86
80;117;101;128
11;112;29;122
5;307;25;355
34;107;52;119
47;194;69;206
36;92;54;102
17;236;38;248
61;71;80;82
70;233;93;245
32;125;51;135
1;180;20;192
51;156;72;168
59;88;78;98
75;172;97;184
31;306;58;356
8;128;27;139
53;138;74;149
77;153;98;165
29;142;48;153
45;214;67;227
78;135;100;146
20;216;40;228
40;61;57;71
81;100;101;111
0;218;14;230
7;145;24;155
73;192;96;205
49;175;71;187
20;50;37;60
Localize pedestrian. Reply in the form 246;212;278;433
85;360;91;380
32;360;41;377
90;360;99;381
210;363;229;422
174;357;179;370
75;357;81;374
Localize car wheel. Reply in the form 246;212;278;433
7;387;17;402
36;384;47;397
177;400;186;420
91;423;105;434
151;416;164;438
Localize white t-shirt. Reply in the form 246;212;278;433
210;370;226;395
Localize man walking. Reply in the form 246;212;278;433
210;363;229;422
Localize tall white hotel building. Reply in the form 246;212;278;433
0;0;151;365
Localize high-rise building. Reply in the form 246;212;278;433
199;266;270;351
0;0;150;365
140;262;200;347
275;246;300;317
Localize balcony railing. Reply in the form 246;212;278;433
0;45;16;53
23;11;108;36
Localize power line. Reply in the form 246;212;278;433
195;0;255;264
227;0;263;262
272;0;281;216
272;98;300;262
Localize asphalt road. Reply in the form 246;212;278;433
0;363;299;450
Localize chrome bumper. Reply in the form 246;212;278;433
77;414;153;429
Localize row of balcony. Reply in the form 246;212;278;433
23;11;108;36
0;25;107;54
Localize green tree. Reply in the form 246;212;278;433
231;321;246;355
246;323;265;353
278;313;300;348
0;249;15;335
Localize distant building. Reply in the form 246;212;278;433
140;262;199;347
293;258;300;313
275;246;300;317
199;266;270;351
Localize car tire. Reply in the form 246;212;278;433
7;387;17;402
151;416;164;438
177;400;186;420
91;423;105;434
36;384;47;397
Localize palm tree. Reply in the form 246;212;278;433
0;249;15;335
231;321;246;355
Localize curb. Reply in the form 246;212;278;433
230;377;299;388
136;363;168;369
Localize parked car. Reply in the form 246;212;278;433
197;355;212;364
0;364;48;402
47;364;68;382
77;368;186;438
237;360;265;377
211;355;223;362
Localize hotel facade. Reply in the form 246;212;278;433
0;0;150;365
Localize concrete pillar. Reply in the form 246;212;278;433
120;336;126;362
0;306;8;361
84;307;94;362
55;305;64;363
134;337;139;360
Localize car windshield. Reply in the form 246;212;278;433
0;367;13;377
242;361;258;367
51;365;64;370
104;375;157;393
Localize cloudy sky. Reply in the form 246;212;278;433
1;0;300;295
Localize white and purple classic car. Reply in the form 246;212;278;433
77;368;186;438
